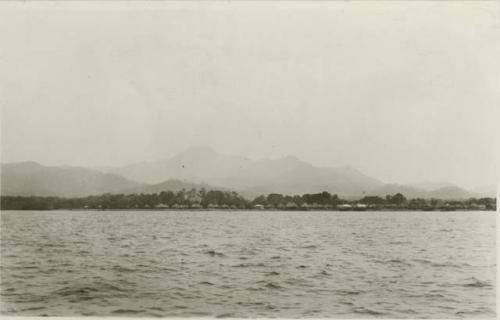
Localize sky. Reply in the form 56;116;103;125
1;1;499;189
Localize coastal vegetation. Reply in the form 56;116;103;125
0;189;496;211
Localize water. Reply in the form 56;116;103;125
0;210;496;318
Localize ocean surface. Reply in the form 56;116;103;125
0;210;496;318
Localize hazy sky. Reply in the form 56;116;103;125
1;1;499;189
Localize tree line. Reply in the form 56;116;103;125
0;189;496;211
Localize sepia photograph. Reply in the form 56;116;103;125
0;1;498;318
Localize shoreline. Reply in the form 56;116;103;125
1;208;495;212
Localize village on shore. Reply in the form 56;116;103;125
0;189;496;211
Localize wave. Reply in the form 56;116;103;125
237;301;265;306
407;292;446;298
264;282;283;290
12;295;47;304
18;265;39;269
19;306;45;312
413;258;471;268
173;305;188;309
216;312;235;318
353;306;387;316
431;262;463;268
40;243;66;248
232;262;266;268
204;250;226;258
111;309;143;315
112;265;137;273
456;307;496;316
463;277;492;288
300;245;318;249
149;306;166;312
52;282;127;299
374;258;412;267
388;241;411;245
11;274;37;279
335;289;364;296
387;258;410;264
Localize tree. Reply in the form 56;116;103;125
267;193;284;207
389;193;407;205
360;196;385;205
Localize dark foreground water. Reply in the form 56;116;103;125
0;210;496;318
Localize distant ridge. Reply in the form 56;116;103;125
0;162;141;197
1;147;490;200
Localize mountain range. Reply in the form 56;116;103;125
106;146;382;198
1;146;495;199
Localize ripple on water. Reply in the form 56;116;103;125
264;282;284;290
300;245;318;249
463;277;492;288
204;250;226;257
52;281;128;301
216;312;235;318
112;265;137;273
232;262;266;268
111;309;143;315
0;210;495;318
352;306;388;316
335;289;364;296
